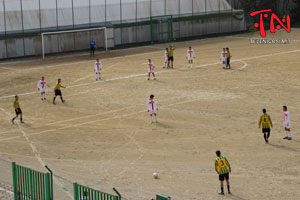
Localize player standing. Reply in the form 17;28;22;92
163;48;168;68
147;59;156;80
186;46;195;67
11;95;24;124
258;108;273;143
168;45;176;68
283;106;292;140
53;78;66;105
147;94;158;123
94;59;103;80
215;150;231;195
90;40;96;57
37;76;50;100
226;48;232;69
220;48;227;69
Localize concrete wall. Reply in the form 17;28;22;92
0;16;245;59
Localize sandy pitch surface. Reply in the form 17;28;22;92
0;29;300;200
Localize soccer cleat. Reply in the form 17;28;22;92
218;192;224;195
156;120;159;123
288;137;292;140
283;136;288;139
154;78;156;80
228;191;232;195
11;120;14;124
148;78;150;80
96;79;98;81
20;121;24;123
53;102;56;105
62;100;65;103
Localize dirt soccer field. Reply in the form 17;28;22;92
0;29;300;200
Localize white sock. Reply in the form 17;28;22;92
223;64;226;68
150;116;153;122
285;131;289;137
155;116;158;121
96;74;98;79
289;131;292;138
43;94;45;99
41;94;43;99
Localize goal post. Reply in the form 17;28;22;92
41;27;108;59
151;15;173;43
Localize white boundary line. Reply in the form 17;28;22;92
0;48;299;100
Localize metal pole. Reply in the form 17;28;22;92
105;0;106;26
113;188;121;200
3;0;8;58
120;0;122;45
105;28;108;51
20;0;25;56
42;33;45;59
72;0;74;29
89;0;91;27
56;0;58;30
39;0;41;32
219;0;221;33
205;0;207;34
136;0;137;43
164;0;166;16
150;0;152;17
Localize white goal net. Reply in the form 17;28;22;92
41;27;107;59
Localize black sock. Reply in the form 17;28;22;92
12;117;16;121
221;187;224;193
53;97;56;103
60;97;64;102
20;118;23;122
267;133;270;139
227;185;230;192
264;134;267;142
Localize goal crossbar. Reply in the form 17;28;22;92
41;27;108;59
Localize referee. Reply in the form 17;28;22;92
53;78;66;105
167;45;176;68
215;150;231;195
11;95;24;124
258;108;273;143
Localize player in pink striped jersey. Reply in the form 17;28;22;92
94;59;103;80
147;94;158;123
147;59;156;80
37;76;50;100
186;46;195;67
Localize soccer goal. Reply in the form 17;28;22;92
41;27;108;59
151;15;173;43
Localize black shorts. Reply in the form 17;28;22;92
262;128;270;133
227;58;230;65
54;89;62;96
219;173;229;181
90;47;95;51
15;108;22;115
168;56;174;61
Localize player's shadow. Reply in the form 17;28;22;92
155;122;172;129
225;194;248;200
269;143;298;152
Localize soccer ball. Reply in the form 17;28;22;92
153;172;159;179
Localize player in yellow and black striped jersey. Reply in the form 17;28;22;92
53;78;66;105
258;108;273;143
215;150;231;195
11;95;24;124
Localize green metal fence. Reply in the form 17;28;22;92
11;162;53;200
151;15;173;43
73;183;119;200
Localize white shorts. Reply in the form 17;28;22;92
148;70;154;73
222;58;227;63
95;70;101;73
39;88;45;93
188;57;193;61
165;57;168;63
149;110;157;115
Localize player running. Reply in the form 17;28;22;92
147;59;156;80
168;45;176;68
163;48;169;68
147;94;158;123
186;46;195;67
215;150;231;195
220;48;227;69
11;95;24;124
258;108;273;143
37;76;50;100
53;78;66;105
94;59;103;81
283;106;292;140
